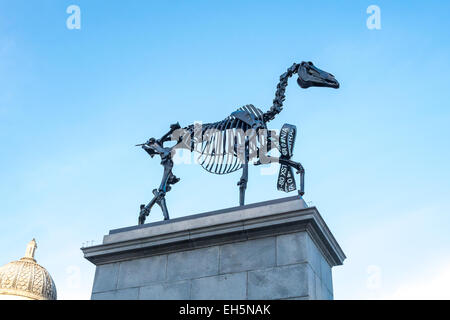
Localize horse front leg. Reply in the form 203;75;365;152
139;191;159;225
139;156;176;224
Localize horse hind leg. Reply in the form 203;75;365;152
139;158;178;224
138;190;159;225
237;140;249;206
155;193;170;220
238;162;248;206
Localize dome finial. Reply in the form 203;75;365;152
24;238;37;261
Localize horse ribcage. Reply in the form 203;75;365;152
190;105;265;175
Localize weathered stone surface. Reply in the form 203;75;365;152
191;272;247;300
167;246;219;281
315;273;323;300
92;263;119;293
307;264;317;300
91;291;115;300
277;231;334;298
139;280;191;300
284;296;309;300
220;237;276;273
306;237;323;277
276;232;309;266
117;255;167;289
92;287;139;300
248;263;313;300
83;197;345;300
321;256;333;292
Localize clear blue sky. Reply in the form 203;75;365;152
1;0;449;299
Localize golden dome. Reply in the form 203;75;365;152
0;239;57;300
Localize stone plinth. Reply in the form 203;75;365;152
82;196;345;300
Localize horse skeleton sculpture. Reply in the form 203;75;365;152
138;62;339;224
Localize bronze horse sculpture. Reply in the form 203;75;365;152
138;62;339;224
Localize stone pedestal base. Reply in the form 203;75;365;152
82;196;345;300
